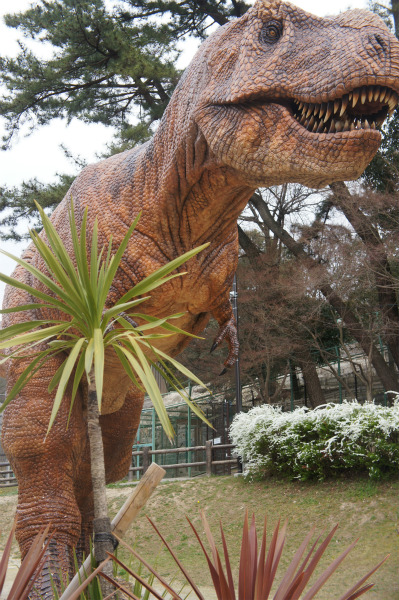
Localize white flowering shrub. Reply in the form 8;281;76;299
230;398;399;481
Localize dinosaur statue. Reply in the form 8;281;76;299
2;0;399;595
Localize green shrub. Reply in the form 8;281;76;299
230;399;399;481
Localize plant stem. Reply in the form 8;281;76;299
87;368;114;589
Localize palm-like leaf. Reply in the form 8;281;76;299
0;199;210;439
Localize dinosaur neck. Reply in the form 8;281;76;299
142;118;252;250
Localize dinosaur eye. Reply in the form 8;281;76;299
260;20;283;44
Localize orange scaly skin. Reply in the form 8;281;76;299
2;0;399;594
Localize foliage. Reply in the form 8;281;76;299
94;511;387;600
0;0;251;239
0;200;210;440
230;399;399;481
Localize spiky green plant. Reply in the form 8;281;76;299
0;200;210;439
0;199;211;577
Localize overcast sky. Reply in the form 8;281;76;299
0;0;369;303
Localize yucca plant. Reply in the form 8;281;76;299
0;200;211;573
97;511;388;600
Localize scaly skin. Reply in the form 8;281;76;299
2;0;399;594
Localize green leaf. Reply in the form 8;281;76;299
67;350;86;428
98;212;141;310
0;303;52;315
0;349;54;411
0;257;83;321
93;328;105;410
46;338;85;435
118;341;175;440
113;344;143;391
0;320;60;342
0;323;71;350
114;243;209;308
85;338;95;379
48;356;68;393
154;347;211;393
101;297;149;329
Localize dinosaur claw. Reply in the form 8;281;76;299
219;367;228;376
210;341;218;353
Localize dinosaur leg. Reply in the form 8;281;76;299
1;355;87;598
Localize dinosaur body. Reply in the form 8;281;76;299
2;0;399;593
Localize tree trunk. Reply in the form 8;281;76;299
87;369;114;590
249;193;399;393
296;348;326;408
329;181;399;368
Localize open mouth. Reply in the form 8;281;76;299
292;85;398;134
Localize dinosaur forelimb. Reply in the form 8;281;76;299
210;312;239;371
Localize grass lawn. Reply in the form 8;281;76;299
107;475;399;599
1;475;398;598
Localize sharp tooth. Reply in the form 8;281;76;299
312;121;318;132
344;119;350;131
335;121;343;132
364;119;370;129
298;101;304;111
368;88;373;102
348;91;353;101
316;123;324;133
350;122;356;131
361;87;367;104
300;113;307;124
308;116;315;130
306;104;313;118
388;97;397;115
374;86;380;102
371;121;376;129
319;103;326;119
328;120;335;134
324;102;333;122
334;99;340;114
379;88;387;102
340;96;348;117
356;119;362;129
352;89;359;106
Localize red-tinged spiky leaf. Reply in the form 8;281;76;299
147;516;205;600
114;534;181;600
186;516;223;599
0;521;16;593
220;524;236;600
345;583;376;599
261;519;281;599
273;526;316;600
338;555;389;600
301;535;358;600
254;516;267;600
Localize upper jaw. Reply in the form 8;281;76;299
290;85;399;135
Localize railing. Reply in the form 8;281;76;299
129;441;238;479
0;461;17;487
0;442;239;487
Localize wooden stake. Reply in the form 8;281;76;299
59;463;166;600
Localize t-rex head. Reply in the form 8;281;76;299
187;0;399;189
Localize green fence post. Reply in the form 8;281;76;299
335;346;343;404
289;361;294;412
